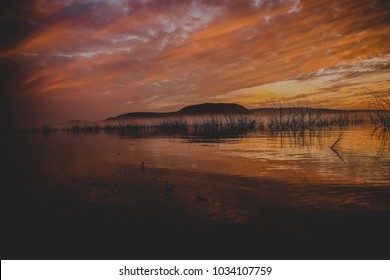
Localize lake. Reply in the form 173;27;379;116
2;124;389;259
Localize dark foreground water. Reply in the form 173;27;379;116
2;125;390;259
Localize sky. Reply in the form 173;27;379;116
1;0;389;126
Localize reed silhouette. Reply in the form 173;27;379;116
368;89;390;131
14;100;377;137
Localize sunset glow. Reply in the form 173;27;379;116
1;0;389;126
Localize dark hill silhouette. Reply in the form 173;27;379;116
106;112;174;121
105;102;371;122
106;103;250;121
178;103;250;115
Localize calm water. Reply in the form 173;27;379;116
6;124;389;206
3;124;390;258
6;126;388;177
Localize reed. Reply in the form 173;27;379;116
59;115;260;137
18;98;378;136
191;115;258;137
331;132;344;150
42;125;57;134
368;90;390;131
267;99;355;132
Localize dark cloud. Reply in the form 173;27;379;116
0;1;38;52
0;57;43;128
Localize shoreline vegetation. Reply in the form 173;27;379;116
3;97;390;260
8;94;390;136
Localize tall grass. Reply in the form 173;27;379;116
62;124;100;134
18;98;380;136
368;90;390;131
267;99;358;132
191;115;258;137
21;111;365;136
101;115;259;137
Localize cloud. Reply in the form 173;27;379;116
1;0;389;126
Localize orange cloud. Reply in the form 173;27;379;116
1;0;389;125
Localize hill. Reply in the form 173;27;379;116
105;112;175;122
178;103;250;115
105;103;372;122
106;103;251;121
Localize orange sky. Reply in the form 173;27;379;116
0;0;389;126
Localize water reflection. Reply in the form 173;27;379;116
3;124;390;259
209;126;389;185
3;124;389;215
